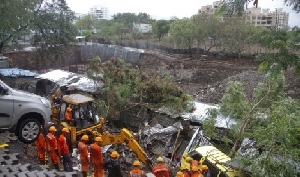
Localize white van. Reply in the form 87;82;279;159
0;79;52;143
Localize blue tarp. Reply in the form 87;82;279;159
0;68;38;77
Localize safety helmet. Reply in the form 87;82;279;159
185;156;193;162
94;137;103;142
191;166;199;172
176;171;183;177
67;106;72;112
48;126;57;132
62;128;69;133
156;157;164;163
110;151;119;158
201;165;209;171
81;135;89;141
133;160;141;166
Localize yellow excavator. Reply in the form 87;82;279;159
51;93;153;170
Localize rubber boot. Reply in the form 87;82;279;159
82;171;87;177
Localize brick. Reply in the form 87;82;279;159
2;171;18;177
44;170;57;177
8;164;22;172
16;171;28;177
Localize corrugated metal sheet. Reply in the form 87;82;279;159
35;69;103;93
0;68;38;77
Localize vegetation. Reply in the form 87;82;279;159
86;57;194;120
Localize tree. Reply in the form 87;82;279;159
0;0;37;53
75;14;99;31
152;20;170;41
169;18;195;51
86;57;194;120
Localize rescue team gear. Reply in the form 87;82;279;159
177;171;184;177
46;131;59;170
90;141;104;177
49;126;57;132
81;135;89;141
129;160;145;177
58;132;72;172
104;152;123;177
110;151;119;158
62;128;69;133
78;135;89;177
65;106;72;121
35;132;46;164
94;136;103;142
152;157;169;177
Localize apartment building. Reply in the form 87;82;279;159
198;1;222;15
247;7;289;29
89;5;109;20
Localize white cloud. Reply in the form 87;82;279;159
66;0;299;27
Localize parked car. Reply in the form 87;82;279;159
0;79;52;143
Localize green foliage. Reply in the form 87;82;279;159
87;57;193;119
203;68;300;175
256;29;300;75
152;20;170;41
75;14;99;31
169;18;195;49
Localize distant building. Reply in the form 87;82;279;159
246;7;289;29
88;5;109;20
198;1;222;15
198;1;289;29
133;23;152;33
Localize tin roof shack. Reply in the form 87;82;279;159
0;68;38;91
35;69;103;97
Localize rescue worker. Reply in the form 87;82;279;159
64;105;73;122
185;156;199;171
190;166;203;177
58;128;73;172
90;136;104;177
180;166;191;177
78;135;89;177
152;156;169;177
103;151;123;177
177;171;184;177
129;160;146;177
46;126;60;170
35;125;46;164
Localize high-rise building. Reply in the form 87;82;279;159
198;1;222;15
89;5;109;20
246;7;289;29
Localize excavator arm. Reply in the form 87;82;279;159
100;128;153;170
62;118;153;170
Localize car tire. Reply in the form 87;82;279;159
18;118;41;144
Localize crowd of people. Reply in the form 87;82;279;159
35;125;209;177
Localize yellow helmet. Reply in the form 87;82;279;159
48;126;57;132
62;128;69;133
110;151;119;158
133;160;141;166
67;106;72;112
191;166;199;172
94;137;103;142
156;157;164;162
176;171;183;177
81;135;89;141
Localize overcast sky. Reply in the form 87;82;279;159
66;0;299;27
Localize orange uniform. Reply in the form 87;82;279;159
152;164;169;177
90;143;104;177
35;133;46;161
78;141;89;172
190;160;199;171
130;168;146;177
46;133;60;165
65;109;72;121
191;172;203;177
